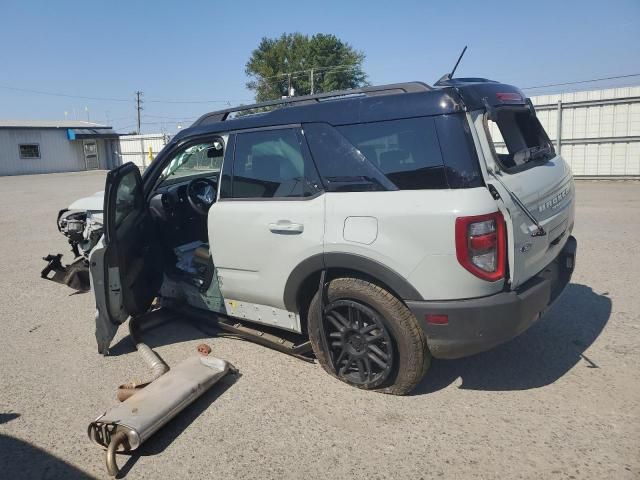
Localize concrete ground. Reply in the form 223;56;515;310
0;171;638;479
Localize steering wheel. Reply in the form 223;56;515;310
186;177;218;216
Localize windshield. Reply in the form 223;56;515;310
158;139;224;184
486;108;555;170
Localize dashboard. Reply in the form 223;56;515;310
149;172;218;246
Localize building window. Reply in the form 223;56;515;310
19;144;40;159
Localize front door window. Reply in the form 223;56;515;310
227;128;319;199
158;139;224;186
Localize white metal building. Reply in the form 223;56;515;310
0;120;121;176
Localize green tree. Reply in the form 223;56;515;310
245;33;368;101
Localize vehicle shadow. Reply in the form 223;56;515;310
113;372;239;478
412;283;612;394
108;310;220;356
0;412;20;424
0;431;92;479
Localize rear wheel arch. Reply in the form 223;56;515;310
283;253;424;332
307;277;431;394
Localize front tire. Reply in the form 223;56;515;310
308;277;430;395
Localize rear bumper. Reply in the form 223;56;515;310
407;236;577;359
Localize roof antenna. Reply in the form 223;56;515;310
436;46;467;85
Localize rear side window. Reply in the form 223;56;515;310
302;123;397;192
337;117;448;190
228;128;319;199
304;117;481;191
434;114;484;188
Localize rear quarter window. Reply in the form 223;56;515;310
337;117;448;190
304;115;484;191
434;114;484;188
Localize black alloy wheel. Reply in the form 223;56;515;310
321;299;394;389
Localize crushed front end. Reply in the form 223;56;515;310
41;207;104;291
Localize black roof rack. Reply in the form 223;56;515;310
193;82;432;126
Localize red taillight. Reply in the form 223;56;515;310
455;212;506;281
469;232;496;251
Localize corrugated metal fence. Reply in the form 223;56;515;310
118;134;171;170
532;87;640;176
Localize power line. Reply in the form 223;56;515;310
4;70;637;113
0;83;247;105
145;98;247;104
0;84;131;102
256;64;365;95
143;113;199;120
0;64;362;105
113;123;137;132
257;63;363;82
521;73;640;90
107;115;134;123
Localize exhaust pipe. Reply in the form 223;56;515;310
88;313;235;476
115;314;170;401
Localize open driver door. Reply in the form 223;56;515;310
90;163;163;354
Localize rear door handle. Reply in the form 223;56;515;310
268;221;304;234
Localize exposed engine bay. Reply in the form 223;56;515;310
41;193;105;291
58;208;104;258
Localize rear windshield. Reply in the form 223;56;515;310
303;114;483;192
486;108;555;170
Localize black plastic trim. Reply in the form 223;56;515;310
283;253;423;312
407;236;577;359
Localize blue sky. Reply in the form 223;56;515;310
1;0;638;133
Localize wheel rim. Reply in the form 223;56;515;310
322;299;394;388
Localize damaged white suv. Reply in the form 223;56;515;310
45;79;577;395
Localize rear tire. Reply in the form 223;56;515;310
307;277;430;395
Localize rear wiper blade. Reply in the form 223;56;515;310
530;145;554;161
513;145;553;165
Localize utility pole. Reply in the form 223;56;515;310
310;68;314;95
135;91;143;134
287;74;292;97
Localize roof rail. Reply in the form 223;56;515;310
192;82;432;126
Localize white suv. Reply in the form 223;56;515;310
86;79;576;395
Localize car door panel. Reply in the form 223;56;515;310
208;127;325;331
209;197;324;309
90;162;162;354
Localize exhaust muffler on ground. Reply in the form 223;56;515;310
88;312;235;476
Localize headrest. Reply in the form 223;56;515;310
251;154;283;181
379;149;411;170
